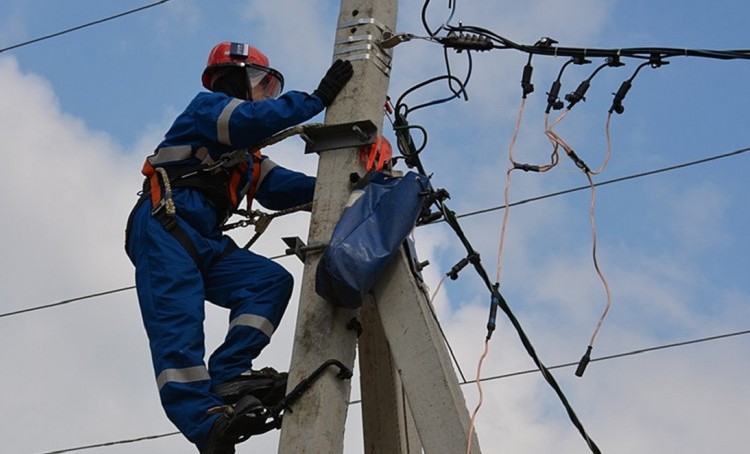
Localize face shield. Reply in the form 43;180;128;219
245;64;284;101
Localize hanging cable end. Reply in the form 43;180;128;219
575;345;593;377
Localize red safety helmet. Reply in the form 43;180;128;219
201;42;284;100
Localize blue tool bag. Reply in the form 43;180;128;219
315;171;429;309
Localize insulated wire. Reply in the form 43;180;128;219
3;144;748;321
466;339;489;454
35;328;750;454
543;105;616;360
0;0;174;54
466;97;527;453
3;138;748;323
584;113;617;349
495;98;526;285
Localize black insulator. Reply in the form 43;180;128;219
609;80;632;114
565;79;590;109
575;346;593;377
448;257;469;280
546;80;564;113
522;63;535;97
486;284;501;340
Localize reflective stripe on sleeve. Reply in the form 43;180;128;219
217;98;243;146
228;314;275;338
257;158;277;188
147;145;193;165
156;365;210;390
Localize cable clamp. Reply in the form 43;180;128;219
378;32;414;49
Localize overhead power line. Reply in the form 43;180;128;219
38;431;180;454
454;145;750;220
0;0;174;54
1;144;747;321
37;328;750;454
0;286;135;319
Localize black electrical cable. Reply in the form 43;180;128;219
609;58;665;114
0;0;174;54
434;23;750;63
0;286;135;319
398;116;601;453
421;0;458;38
443;44;473;101
394;74;469;117
36;431;180;454
439;24;750;61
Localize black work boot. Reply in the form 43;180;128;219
212;367;288;406
201;395;274;454
201;417;236;454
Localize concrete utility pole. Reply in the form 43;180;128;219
278;0;481;453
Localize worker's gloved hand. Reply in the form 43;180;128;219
314;60;353;107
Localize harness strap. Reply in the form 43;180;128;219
152;204;204;267
245;150;263;211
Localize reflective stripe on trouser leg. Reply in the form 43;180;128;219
204;247;294;385
126;200;224;450
156;366;211;390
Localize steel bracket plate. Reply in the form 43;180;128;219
303;120;378;154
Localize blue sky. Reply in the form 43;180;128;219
1;1;749;453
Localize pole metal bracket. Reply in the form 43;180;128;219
335;18;394;76
282;236;327;263
303;120;378;154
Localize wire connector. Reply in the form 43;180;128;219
565;79;590;109
514;162;540;172
486;283;501;340
521;63;535;97
440;32;494;52
546;80;564;113
609;80;632;114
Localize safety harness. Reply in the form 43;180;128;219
126;146;264;270
126;124;323;268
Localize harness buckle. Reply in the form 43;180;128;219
150;198;167;216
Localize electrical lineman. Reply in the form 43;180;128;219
125;41;352;454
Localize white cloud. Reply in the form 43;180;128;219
2;1;749;453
